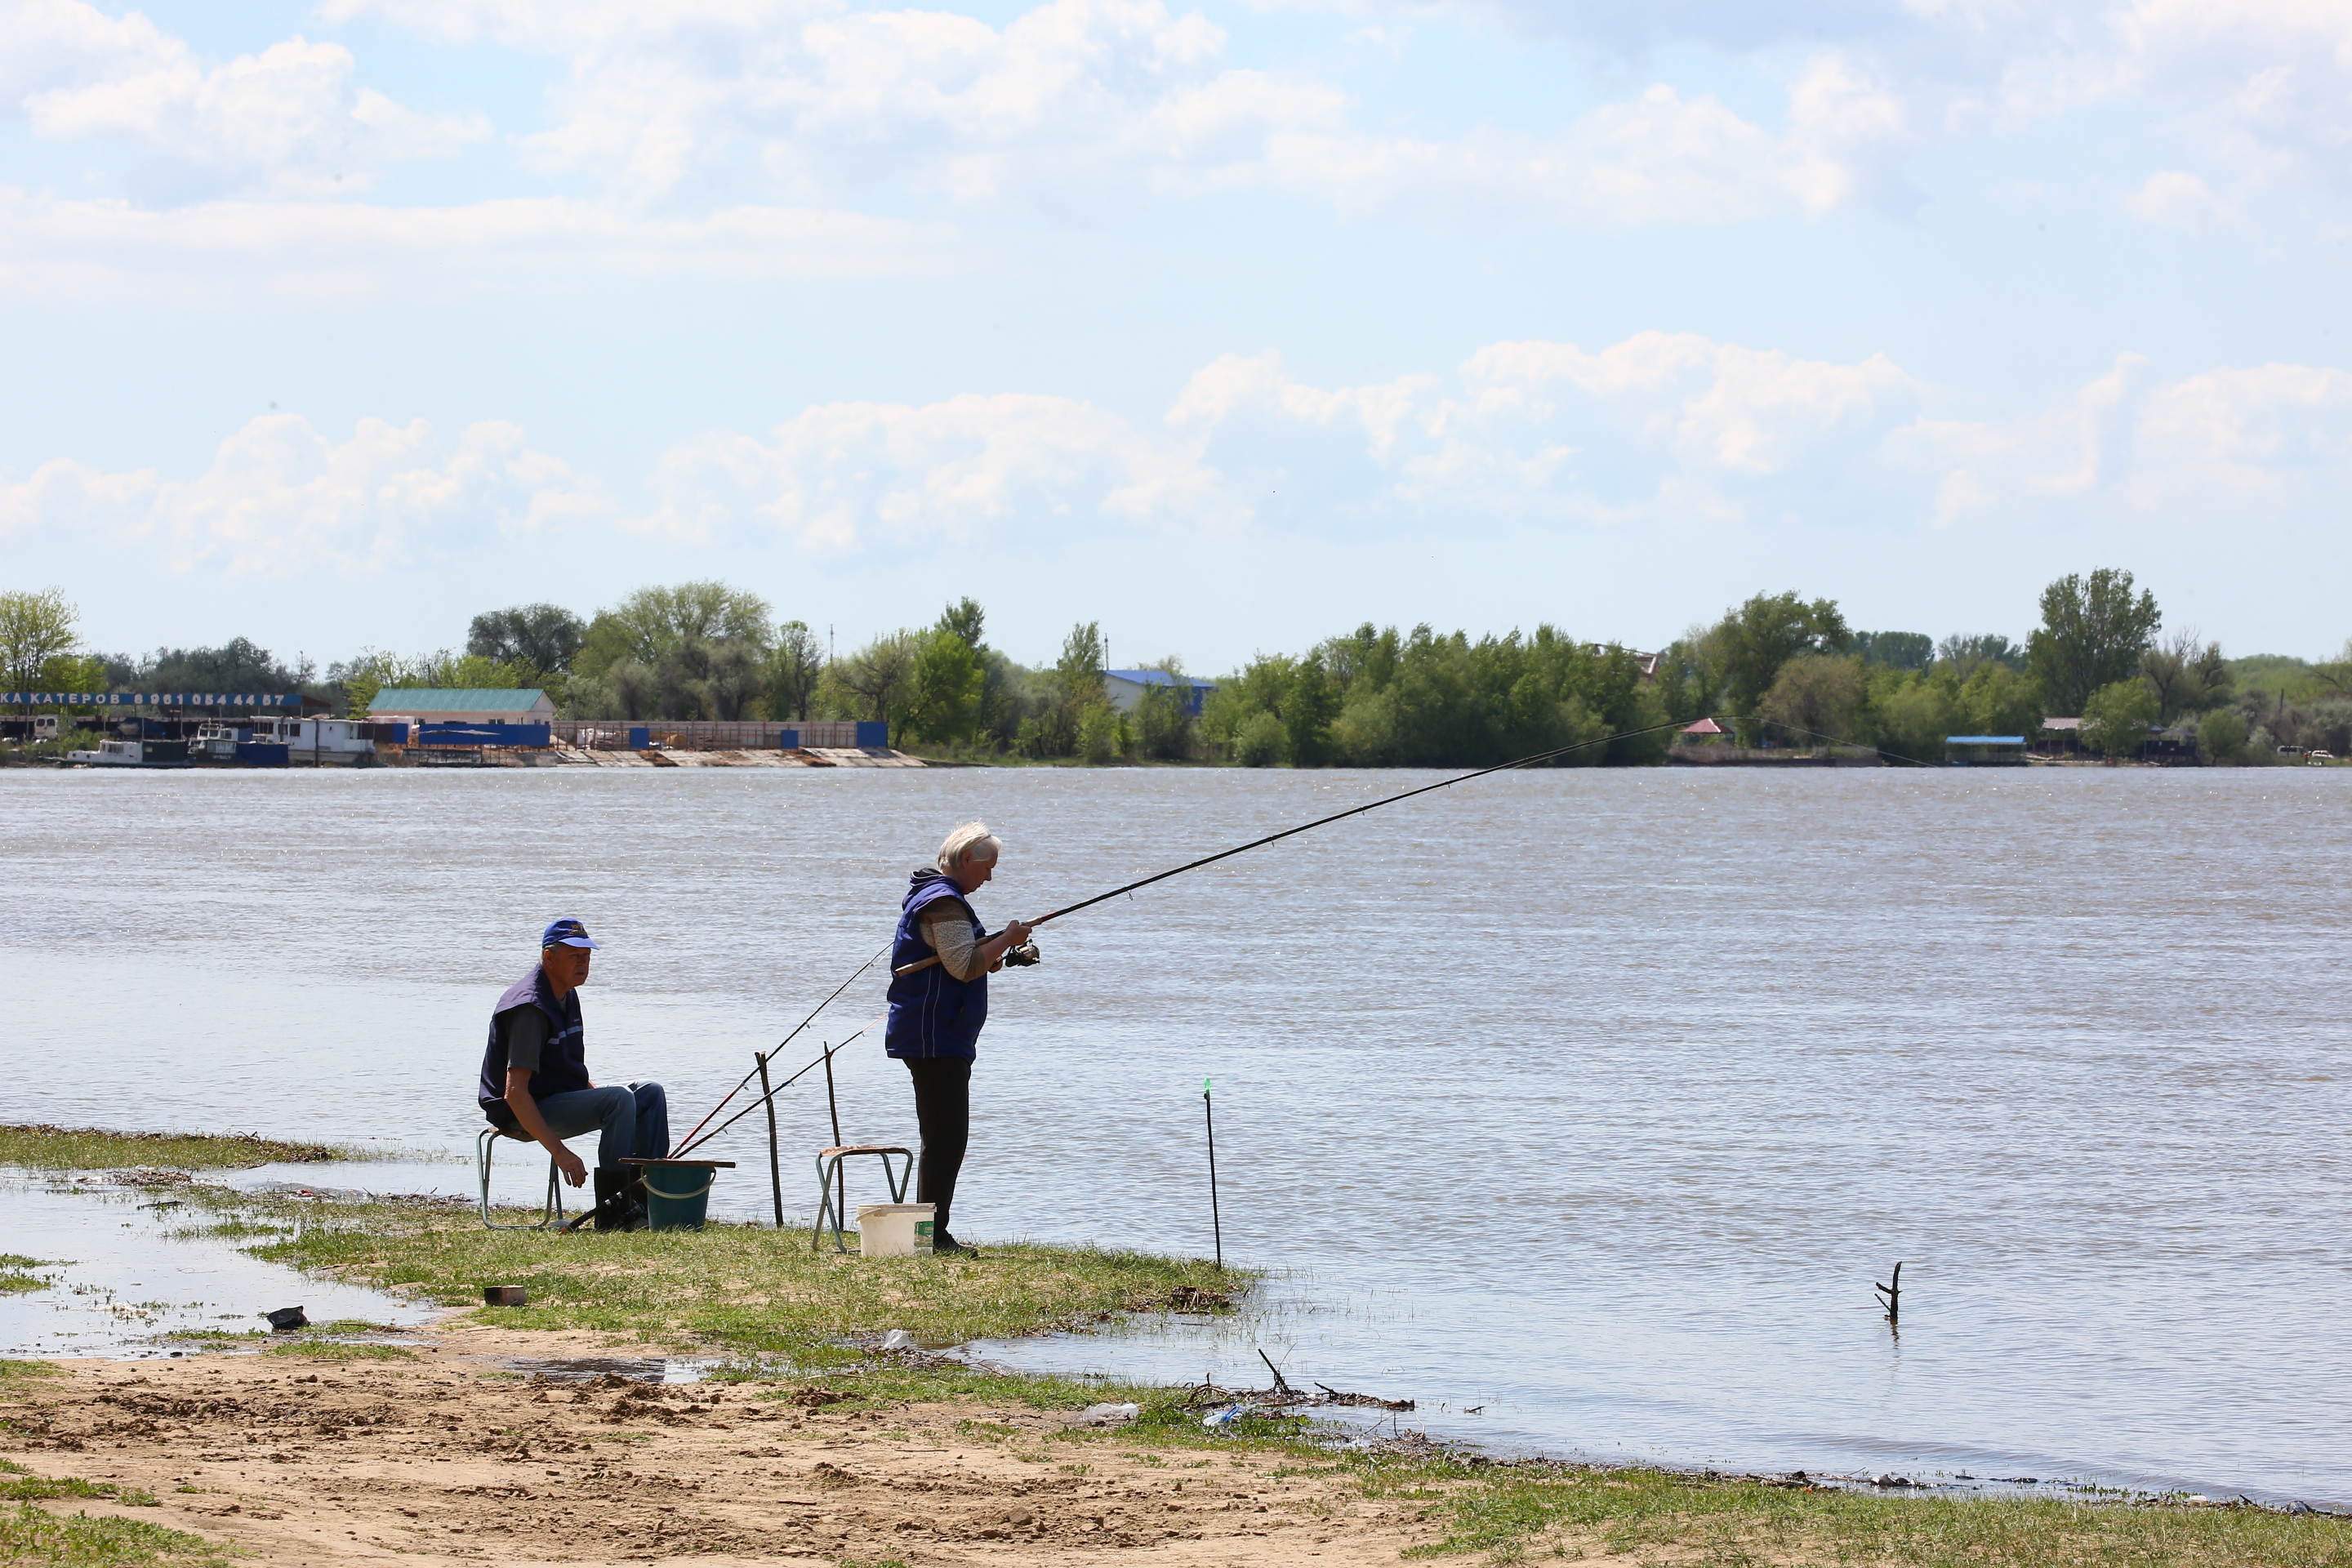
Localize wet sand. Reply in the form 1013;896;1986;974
2;1321;1468;1566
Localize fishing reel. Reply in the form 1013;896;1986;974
1003;940;1041;968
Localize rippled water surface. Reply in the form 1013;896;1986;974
4;764;2346;1500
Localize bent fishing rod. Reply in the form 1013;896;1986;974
891;713;1701;978
669;712;1704;1159
668;712;1920;1160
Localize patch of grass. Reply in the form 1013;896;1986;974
0;1124;360;1171
0;1264;51;1294
0;1461;159;1507
0;1360;63;1380
232;1191;1243;1366
260;1340;416;1361
0;1501;228;1566
1355;1459;2352;1567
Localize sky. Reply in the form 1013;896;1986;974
2;0;2347;675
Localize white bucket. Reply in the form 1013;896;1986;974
855;1202;936;1258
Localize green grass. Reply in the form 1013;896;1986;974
0;1460;158;1507
233;1189;1239;1366
0;1257;53;1294
0;1503;228;1566
0;1124;358;1170
1356;1457;2352;1566
259;1340;415;1361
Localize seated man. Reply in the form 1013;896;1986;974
477;918;668;1229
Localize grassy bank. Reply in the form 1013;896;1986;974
9;1125;2350;1566
222;1186;1236;1365
0;1124;354;1170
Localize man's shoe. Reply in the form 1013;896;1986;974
933;1231;979;1258
621;1201;650;1232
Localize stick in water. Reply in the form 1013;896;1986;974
1204;1076;1223;1272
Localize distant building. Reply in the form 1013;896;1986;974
1679;717;1731;740
1104;670;1217;718
2040;716;2082;755
368;688;555;725
1947;734;2029;766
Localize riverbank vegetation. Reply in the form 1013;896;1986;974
216;1186;1238;1366
5;1143;2349;1563
8;568;2347;768
0;1125;350;1170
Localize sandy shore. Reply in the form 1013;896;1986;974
1;1321;1473;1566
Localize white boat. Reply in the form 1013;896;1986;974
63;739;192;768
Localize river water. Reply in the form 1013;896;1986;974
3;764;2346;1503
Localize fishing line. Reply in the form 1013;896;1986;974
892;714;1701;978
674;712;1700;1148
672;1015;881;1158
670;945;889;1154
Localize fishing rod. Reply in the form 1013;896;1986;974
672;711;1699;1153
670;944;889;1154
892;714;1699;978
671;1015;882;1160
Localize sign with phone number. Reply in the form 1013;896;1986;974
1;693;303;707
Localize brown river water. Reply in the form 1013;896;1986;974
2;764;2346;1502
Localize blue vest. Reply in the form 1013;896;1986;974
884;869;988;1060
477;964;589;1113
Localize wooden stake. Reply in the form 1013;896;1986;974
756;1050;784;1229
1874;1260;1902;1326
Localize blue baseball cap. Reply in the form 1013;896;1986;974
541;918;599;950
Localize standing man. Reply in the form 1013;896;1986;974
477;919;669;1229
884;823;1032;1256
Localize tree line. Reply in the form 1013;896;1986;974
7;568;2350;765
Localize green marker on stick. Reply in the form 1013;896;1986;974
1203;1076;1223;1271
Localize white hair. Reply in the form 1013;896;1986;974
937;822;1001;873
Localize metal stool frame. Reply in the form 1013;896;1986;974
812;1144;915;1252
476;1125;566;1232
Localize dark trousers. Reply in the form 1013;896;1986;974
902;1056;972;1239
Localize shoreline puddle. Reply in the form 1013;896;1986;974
0;1175;434;1360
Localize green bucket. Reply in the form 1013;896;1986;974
639;1160;721;1231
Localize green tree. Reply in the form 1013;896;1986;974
2082;678;2159;760
1708;591;1851;741
1;588;78;693
938;597;986;648
1936;633;2026;675
468;604;586;674
1852;630;1933;670
144;637;299;693
902;630;985;746
1759;654;1869;747
1282;653;1339;765
833;633;917;724
35;653;108;710
1869;670;1961;764
765;621;823;721
2138;630;2231;723
1958;663;2043;738
576;581;773;678
2198;706;2249;764
2029;568;2161;715
1130;661;1196;760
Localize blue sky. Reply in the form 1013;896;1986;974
2;0;2347;674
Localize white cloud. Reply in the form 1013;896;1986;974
1890;354;2352;523
11;342;2345;575
634;394;1236;548
2121;169;2236;229
3;1;486;197
321;0;1891;225
0;186;964;297
0;415;606;577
